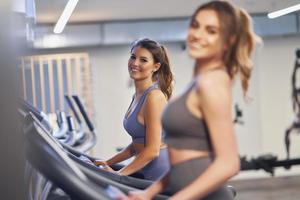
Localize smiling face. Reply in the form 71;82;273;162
187;9;225;62
128;45;160;81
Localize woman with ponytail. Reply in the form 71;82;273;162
94;38;174;181
129;1;260;199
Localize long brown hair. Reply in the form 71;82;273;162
191;1;260;95
131;38;174;99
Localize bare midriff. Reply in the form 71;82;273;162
133;143;167;154
168;146;210;165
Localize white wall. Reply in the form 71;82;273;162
257;35;300;178
89;45;133;157
237;35;300;179
88;35;300;178
258;35;300;158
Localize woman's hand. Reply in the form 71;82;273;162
128;190;152;200
94;159;108;166
94;160;116;172
102;165;115;172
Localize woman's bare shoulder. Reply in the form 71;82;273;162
196;70;231;92
145;89;167;106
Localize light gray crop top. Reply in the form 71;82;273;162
161;80;212;151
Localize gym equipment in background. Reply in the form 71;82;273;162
240;49;300;176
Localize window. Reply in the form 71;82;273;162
19;53;93;117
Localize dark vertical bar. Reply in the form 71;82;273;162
0;1;25;199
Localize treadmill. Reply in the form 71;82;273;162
18;98;169;193
22;111;169;199
23;113;118;200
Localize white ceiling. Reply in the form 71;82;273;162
36;0;300;24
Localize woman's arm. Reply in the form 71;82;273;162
95;143;135;166
128;172;170;200
170;72;240;200
106;143;136;166
118;90;167;176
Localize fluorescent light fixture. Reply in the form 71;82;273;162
54;0;79;34
268;4;300;19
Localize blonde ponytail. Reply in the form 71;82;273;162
234;8;260;95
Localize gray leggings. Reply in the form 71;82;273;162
168;157;234;200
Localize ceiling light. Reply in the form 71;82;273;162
268;4;300;19
53;0;79;34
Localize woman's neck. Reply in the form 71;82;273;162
134;79;154;97
194;58;225;76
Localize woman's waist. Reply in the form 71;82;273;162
166;135;212;151
133;143;167;154
168;147;212;166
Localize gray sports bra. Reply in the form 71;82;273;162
161;80;212;151
123;84;166;144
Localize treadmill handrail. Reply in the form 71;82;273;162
19;98;52;132
72;95;94;131
71;95;97;151
53;111;68;139
69;153;169;200
65;95;82;124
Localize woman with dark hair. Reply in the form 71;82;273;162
94;38;174;181
129;1;260;199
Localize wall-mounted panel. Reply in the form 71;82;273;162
253;14;297;37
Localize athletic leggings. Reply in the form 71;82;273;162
138;147;170;181
168;157;234;200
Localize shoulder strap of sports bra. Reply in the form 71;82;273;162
136;83;159;109
182;79;197;96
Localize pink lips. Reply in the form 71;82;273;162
129;66;140;72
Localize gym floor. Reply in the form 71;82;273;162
229;175;300;200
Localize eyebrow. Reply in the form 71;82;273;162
200;23;220;30
193;18;220;29
206;25;219;29
130;54;149;60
